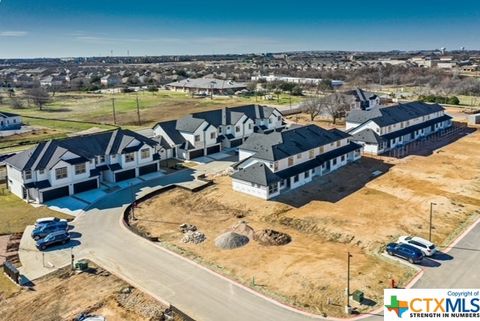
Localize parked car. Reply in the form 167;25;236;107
31;222;68;240
386;242;424;264
36;231;70;250
398;236;437;257
35;217;68;227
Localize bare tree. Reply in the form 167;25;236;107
11;98;24;109
301;96;328;121
25;87;51;110
325;92;350;124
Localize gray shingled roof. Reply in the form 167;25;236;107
351;128;383;144
346;101;445;127
239;124;351;161
5;129;158;171
231;162;281;186
175;116;206;133
166;78;247;90
0;111;20;118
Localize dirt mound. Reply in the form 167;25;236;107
254;229;292;246
215;232;249;249
231;220;255;238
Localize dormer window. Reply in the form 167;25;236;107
140;148;150;159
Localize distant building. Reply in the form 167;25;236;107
231;124;362;199
339;88;380;110
0;112;22;130
101;74;122;87
251;75;344;88
347;102;452;155
165;78;247;95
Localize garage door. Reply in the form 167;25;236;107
73;179;98;194
206;145;220;155
189;149;204;159
230;139;243;147
41;186;69;202
115;169;136;182
139;163;157;176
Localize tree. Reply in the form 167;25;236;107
447;96;460;105
26;87;51;110
301;96;328;121
325;92;350;124
11;98;24;109
317;79;333;92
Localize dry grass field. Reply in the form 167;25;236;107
131;129;480;317
0;263;169;321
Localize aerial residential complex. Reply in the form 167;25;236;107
5;129;160;203
347;101;453;155
165;78;247;95
153;105;284;159
231;124;362;199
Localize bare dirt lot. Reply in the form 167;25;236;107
0;263;170;321
131;130;480;317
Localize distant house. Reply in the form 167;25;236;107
231;124;362;199
101;74;122;87
13;74;35;87
40;75;69;87
340;88;380;110
5;129;161;203
251;75;344;88
165;78;247;95
0;112;22;130
153;105;284;160
346;101;452;155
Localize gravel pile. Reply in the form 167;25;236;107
215;232;249;249
182;231;207;244
254;229;292;246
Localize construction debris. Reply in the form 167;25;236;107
179;223;197;233
254;229;292;246
215;232;249;249
231;220;255;238
182;231;206;244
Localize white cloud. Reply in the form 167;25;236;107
0;31;28;37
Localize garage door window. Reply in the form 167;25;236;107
140;148;150;159
55;167;68;180
75;163;86;175
125;152;135;162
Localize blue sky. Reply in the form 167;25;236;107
0;0;479;58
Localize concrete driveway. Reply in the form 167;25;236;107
18;168;480;321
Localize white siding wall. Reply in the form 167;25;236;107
232;179;269;199
6;166;24;199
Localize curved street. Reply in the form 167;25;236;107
18;169;480;321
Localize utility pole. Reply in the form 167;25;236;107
111;98;117;125
346;252;352;314
136;95;141;125
429;202;436;242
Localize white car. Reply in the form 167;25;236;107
35;217;68;227
398;236;437;257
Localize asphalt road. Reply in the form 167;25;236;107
23;169;480;321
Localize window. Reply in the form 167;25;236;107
268;119;272;124
305;170;310;178
293;175;299;183
210;132;216;139
319;146;324;154
39;169;45;175
24;170;32;180
194;135;201;142
277;116;281;121
235;126;240;132
140;148;150;159
97;155;105;163
55;167;68;180
297;153;302;159
336;141;341;147
341;155;346;162
75;163;86;175
273;161;279;171
219;127;222;133
309;150;315;159
248;123;252;130
288;157;294;166
125;152;135;163
332;158;337;166
269;184;278;194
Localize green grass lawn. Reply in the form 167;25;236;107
0;188;71;235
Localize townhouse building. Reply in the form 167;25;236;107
346;101;452;155
153;105;284;160
5;129;160;203
0;112;22;130
231;124;362;199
